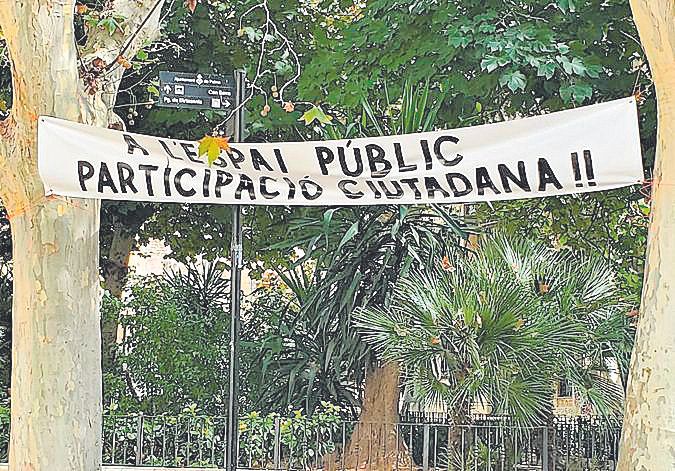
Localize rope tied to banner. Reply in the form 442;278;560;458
5;194;88;221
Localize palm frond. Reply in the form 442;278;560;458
354;234;632;426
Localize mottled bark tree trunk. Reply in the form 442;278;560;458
9;195;102;470
102;227;135;299
0;1;164;469
618;1;675;469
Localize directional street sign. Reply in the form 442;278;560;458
158;71;235;111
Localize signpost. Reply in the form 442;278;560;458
159;69;245;471
226;70;246;471
159;71;235;111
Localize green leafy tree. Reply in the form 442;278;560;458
251;204;467;411
299;0;655;301
251;203;469;467
355;235;633;452
302;0;650;114
475;192;649;299
98;0;329;374
106;262;230;414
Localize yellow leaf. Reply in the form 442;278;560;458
298;105;333;126
197;135;232;165
198;138;209;158
207;141;220;163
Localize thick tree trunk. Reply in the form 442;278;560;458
0;1;164;469
340;362;409;470
618;1;675;469
0;2;104;469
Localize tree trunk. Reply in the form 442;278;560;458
0;1;164;469
9;197;102;470
0;2;104;469
618;1;675;469
340;362;409;470
102;227;135;299
446;408;470;465
101;227;135;371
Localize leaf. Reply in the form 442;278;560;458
337;222;359;252
500;70;527;92
197;135;231;165
298;105;333;126
480;56;500;73
570;57;587;76
448;35;470;48
136;49;148;61
185;0;198;13
241;26;262;42
556;0;576;13
585;64;602;79
322;208;339;232
98;17;121;35
560;56;575;75
537;62;556;80
559;83;593;104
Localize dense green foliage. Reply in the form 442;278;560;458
243;83;473;415
355;235;634;426
0;264;9;400
238;403;343;467
298;0;654;300
249;204;469;414
104;263;231;414
0;0;654;427
303;0;651;116
476;192;649;299
99;0;655;303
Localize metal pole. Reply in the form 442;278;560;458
226;69;246;471
542;426;549;471
422;424;430;471
136;413;144;466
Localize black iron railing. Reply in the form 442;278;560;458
0;414;620;470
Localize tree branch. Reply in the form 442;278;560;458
80;0;166;126
0;0;81;124
106;0;164;73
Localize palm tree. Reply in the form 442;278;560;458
354;235;633;453
250;81;474;468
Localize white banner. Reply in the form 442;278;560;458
38;97;643;206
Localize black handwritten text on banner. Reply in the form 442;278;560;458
38;98;643;206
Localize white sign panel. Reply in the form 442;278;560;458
38;97;643;206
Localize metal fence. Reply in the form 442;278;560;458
100;415;618;470
0;414;620;470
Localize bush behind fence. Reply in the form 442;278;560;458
0;412;620;470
